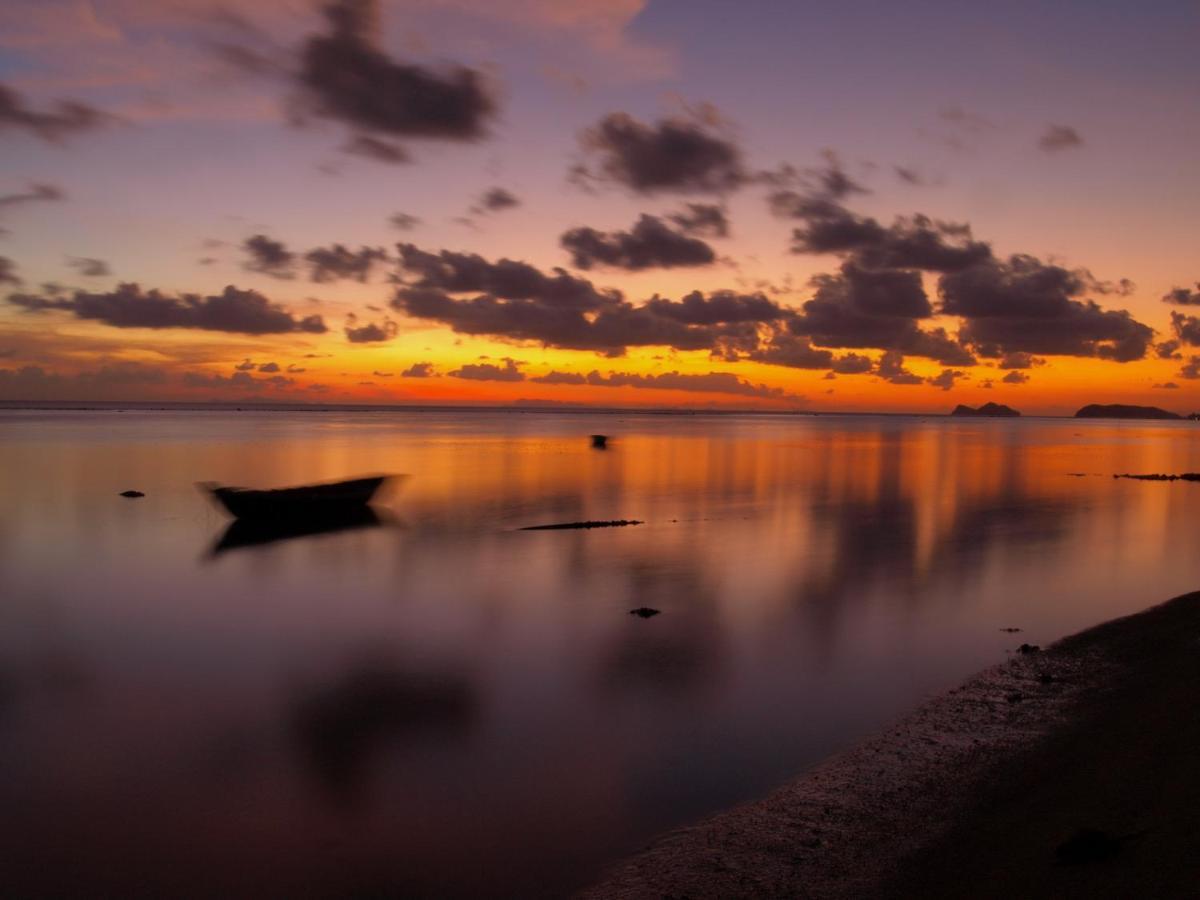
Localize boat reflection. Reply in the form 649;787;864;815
206;507;389;557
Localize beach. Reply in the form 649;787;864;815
584;589;1200;898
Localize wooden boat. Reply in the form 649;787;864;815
202;475;389;519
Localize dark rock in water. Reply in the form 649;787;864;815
1017;643;1040;654
999;627;1022;633
1074;403;1181;420
591;434;608;449
1113;472;1200;482
950;402;1020;417
118;490;145;498
1037;673;1056;684
629;607;661;619
1005;691;1024;704
520;519;642;531
1055;828;1124;865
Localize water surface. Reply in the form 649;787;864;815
2;409;1198;896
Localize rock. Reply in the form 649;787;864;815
1055;828;1124;864
118;490;145;498
629;607;661;619
999;627;1022;633
591;434;608;449
1017;643;1040;654
950;402;1021;417
1074;403;1181;420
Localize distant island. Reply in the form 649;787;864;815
1074;404;1182;420
950;402;1021;418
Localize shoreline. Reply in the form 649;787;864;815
582;590;1200;898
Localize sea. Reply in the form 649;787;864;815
1;406;1198;896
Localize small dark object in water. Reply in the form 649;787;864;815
1017;643;1040;654
202;475;390;519
1113;472;1200;482
1005;692;1024;703
999;627;1022;633
118;490;145;498
591;434;608;449
1055;828;1124;865
629;607;660;619
520;519;643;531
1038;673;1056;684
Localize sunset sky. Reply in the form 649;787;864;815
1;0;1198;413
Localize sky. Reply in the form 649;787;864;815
0;0;1198;413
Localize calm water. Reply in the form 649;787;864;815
2;408;1198;896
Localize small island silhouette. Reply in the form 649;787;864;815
950;402;1020;417
1074;404;1182;420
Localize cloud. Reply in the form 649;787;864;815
1170;311;1200;346
183;369;294;390
0;362;169;401
943;255;1152;361
401;362;434;377
1180;356;1200;380
342;133;411;164
574;109;745;194
1164;283;1200;306
0;182;65;212
8;282;327;334
243;234;387;282
1156;340;1182;360
561;214;716;270
449;358;524;381
667;202;729;238
258;361;280;372
533;368;796;401
894;166;924;185
305;244;388;282
0;82;110;142
1038;124;1084;153
242;234;295;279
745;331;833;369
389;212;420;231
0;256;21;286
474;187;520;213
344;313;397;343
875;351;923;385
67;256;111;277
1153;381;1178;390
928;369;967;391
998;352;1044;369
296;0;496;141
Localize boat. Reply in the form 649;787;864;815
202;475;390;520
207;507;384;556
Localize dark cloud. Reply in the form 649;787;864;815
1170;311;1200;346
928;369;967;391
829;352;874;374
474;187;520;213
342;134;411;164
1153;381;1179;390
235;359;256;371
1038;124;1084;153
67;256;111;278
875;351;923;385
8;283;327;334
297;0;495;141
561;214;716;270
0;182;65;212
894;166;924;185
0;83;110;143
998;351;1044;369
401;362;434;377
0;256;21;286
1156;340;1182;360
1180;356;1200;380
448;358;524;381
943;255;1152;361
389;212;420;231
305;244;388;282
258;361;280;373
643;289;786;325
344;313;397;343
1000;370;1028;385
1164;284;1200;306
575;110;745;195
667;203;729;238
0;362;167;400
243;234;296;279
534;368;795;401
746;331;833;369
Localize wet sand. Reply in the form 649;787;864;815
583;591;1200;898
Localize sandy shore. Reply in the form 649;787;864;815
582;591;1200;899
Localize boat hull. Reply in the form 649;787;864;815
206;476;388;520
